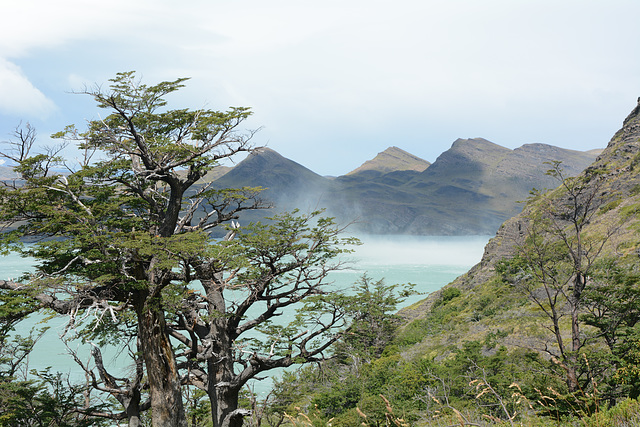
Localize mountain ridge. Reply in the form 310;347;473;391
207;140;600;235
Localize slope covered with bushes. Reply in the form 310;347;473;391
264;99;640;426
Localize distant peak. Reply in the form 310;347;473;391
252;147;279;155
383;146;409;153
347;146;430;175
247;146;287;161
451;138;503;148
446;138;511;159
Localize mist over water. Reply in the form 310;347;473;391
331;234;491;309
348;234;490;267
0;235;491;394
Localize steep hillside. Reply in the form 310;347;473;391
457;97;640;294
400;96;640;363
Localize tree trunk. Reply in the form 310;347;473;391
565;358;579;393
566;273;586;392
122;373;143;427
127;413;142;427
92;345;145;427
571;273;586;353
208;332;249;427
137;298;188;427
124;347;145;427
211;384;246;427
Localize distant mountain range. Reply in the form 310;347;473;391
0;140;598;236
205;140;600;235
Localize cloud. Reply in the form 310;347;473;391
0;0;161;57
0;59;56;118
1;0;639;175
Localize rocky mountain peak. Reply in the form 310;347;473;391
424;138;510;175
589;96;640;170
211;145;327;192
346;146;430;175
450;137;508;152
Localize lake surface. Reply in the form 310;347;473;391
1;235;491;394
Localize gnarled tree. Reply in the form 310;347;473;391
0;72;359;427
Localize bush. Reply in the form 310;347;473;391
580;398;640;426
434;287;461;307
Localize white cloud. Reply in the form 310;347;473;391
1;0;639;174
0;0;160;57
0;58;55;118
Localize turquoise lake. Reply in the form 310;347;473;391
1;235;491;395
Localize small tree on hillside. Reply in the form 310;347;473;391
0;72;360;427
499;162;615;393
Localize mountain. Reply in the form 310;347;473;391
345;146;430;176
258;144;591;233
207;142;599;235
207;147;333;221
419;137;511;178
212;147;329;192
0;136;604;236
328;139;598;235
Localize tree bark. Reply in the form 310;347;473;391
137;296;188;427
207;319;245;427
210;381;248;427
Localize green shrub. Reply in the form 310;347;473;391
620;203;640;219
580;398;640;426
435;287;461;307
599;199;622;213
394;318;429;346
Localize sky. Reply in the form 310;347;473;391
1;0;640;176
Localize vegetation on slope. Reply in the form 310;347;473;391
258;99;640;426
